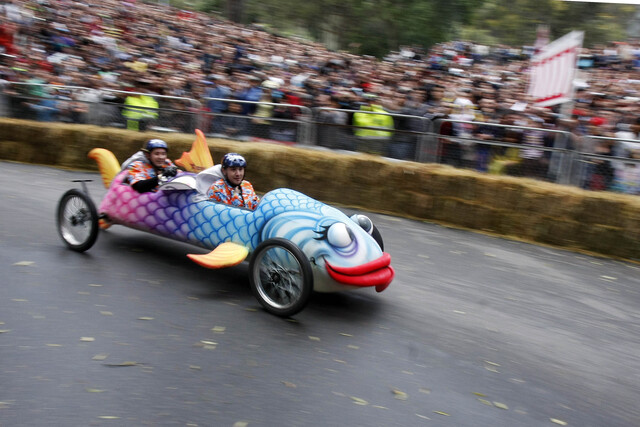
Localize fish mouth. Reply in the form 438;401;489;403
325;252;394;292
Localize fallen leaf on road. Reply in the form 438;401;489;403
13;261;34;266
98;416;120;419
137;317;154;321
0;330;10;333
308;336;320;341
232;422;248;427
211;326;226;333
100;311;113;316
392;389;408;400
80;337;95;342
350;396;368;406
199;340;217;350
493;402;509;410
433;411;450;416
86;388;105;393
92;354;108;361
281;381;297;388
550;419;567;425
103;361;141;367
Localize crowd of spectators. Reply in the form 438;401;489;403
1;0;640;193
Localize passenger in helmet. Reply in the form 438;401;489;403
126;139;179;193
207;152;259;210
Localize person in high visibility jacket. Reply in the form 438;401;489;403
352;94;394;138
122;91;159;131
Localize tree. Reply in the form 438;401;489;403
186;0;640;55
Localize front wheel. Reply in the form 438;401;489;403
57;189;99;252
249;238;313;317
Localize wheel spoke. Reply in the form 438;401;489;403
249;238;313;317
57;190;98;252
255;247;305;308
61;196;92;244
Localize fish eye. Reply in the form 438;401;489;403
355;215;373;234
326;222;354;248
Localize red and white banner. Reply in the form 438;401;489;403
527;31;584;107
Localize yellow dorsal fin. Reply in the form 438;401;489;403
175;129;214;173
88;148;120;189
187;242;249;269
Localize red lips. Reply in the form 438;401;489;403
325;252;394;292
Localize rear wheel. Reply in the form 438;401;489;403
249;238;313;317
57;189;99;252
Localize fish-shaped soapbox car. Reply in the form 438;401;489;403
56;132;394;317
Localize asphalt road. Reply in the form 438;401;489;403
1;161;639;427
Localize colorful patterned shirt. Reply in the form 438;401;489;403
207;179;260;210
127;159;176;191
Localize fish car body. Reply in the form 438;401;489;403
98;170;394;294
56;138;393;316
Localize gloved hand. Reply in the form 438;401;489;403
162;165;178;178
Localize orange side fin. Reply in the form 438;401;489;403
187;242;249;269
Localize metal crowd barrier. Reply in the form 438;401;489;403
432;118;575;184
0;82;202;133
201;98;312;145
573;135;640;194
1;82;639;195
311;107;430;161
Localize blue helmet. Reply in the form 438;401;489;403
143;139;168;153
221;153;247;168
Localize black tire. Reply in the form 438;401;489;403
371;224;384;252
57;189;99;252
249;238;313;317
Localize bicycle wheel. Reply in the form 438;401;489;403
249;238;313;317
57;189;99;252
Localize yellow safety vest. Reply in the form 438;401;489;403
123;95;159;130
353;104;394;138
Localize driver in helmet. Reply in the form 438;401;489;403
127;139;179;193
207;153;259;210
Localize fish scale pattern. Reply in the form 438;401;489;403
99;172;324;251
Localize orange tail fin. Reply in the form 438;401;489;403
175;129;214;172
88;148;120;189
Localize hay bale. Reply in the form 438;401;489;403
2;118;640;260
0;140;35;162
